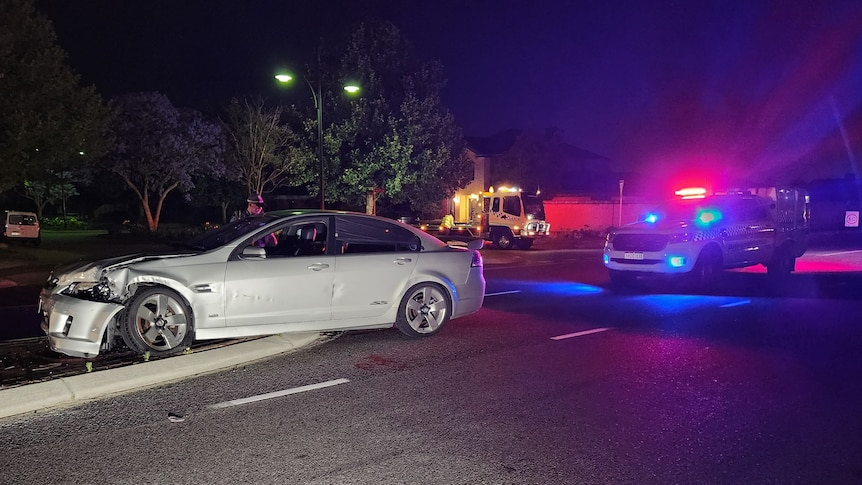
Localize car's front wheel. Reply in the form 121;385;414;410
689;248;722;291
121;286;195;356
516;238;533;250
395;283;451;338
493;229;515;250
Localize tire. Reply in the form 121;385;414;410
767;245;794;277
121;286;194;356
689;248;722;291
516;238;533;250
493;230;515;250
394;283;451;338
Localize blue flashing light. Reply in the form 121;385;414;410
603;253;610;264
668;256;687;268
644;213;659;223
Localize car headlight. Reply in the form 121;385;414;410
62;279;116;302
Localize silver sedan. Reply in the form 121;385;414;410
40;211;486;358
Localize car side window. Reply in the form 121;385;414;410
334;215;421;255
264;221;328;258
728;199;765;222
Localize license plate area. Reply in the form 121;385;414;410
623;252;644;260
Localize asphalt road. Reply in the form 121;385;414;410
2;245;861;483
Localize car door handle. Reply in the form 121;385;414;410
307;263;330;271
394;257;413;265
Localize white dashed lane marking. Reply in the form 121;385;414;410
551;327;613;341
210;378;351;409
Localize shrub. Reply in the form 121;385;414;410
40;216;89;230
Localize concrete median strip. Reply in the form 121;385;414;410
0;331;322;419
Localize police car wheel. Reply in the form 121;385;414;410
767;246;794;277
609;269;633;288
690;249;721;290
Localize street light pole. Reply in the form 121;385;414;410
314;47;325;210
275;49;359;211
618;179;625;227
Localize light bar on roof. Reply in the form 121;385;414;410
674;187;707;199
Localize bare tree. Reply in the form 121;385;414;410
223;97;310;196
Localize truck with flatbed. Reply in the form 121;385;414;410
416;186;551;250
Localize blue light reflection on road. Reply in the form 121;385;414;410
487;279;604;297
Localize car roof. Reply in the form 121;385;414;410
260;210;447;248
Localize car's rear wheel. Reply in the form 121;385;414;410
767;244;795;277
395;283;451;338
121;286;194;356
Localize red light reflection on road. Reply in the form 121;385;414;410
736;250;862;274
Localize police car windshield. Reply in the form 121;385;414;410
657;198;732;221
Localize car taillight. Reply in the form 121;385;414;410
471;250;483;267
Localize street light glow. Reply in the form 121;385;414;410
273;67;360;210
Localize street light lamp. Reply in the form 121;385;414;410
275;63;359;210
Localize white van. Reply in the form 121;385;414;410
3;210;41;245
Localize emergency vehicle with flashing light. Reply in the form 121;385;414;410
602;186;810;289
417;186;551;250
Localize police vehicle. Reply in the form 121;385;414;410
603;186;810;289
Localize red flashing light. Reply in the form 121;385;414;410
675;187;707;199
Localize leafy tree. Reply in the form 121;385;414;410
104;92;225;232
493;128;568;196
222;97;311;197
0;0;111;194
188;173;245;224
23;169;81;220
324;20;471;214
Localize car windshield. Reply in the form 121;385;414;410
184;215;280;251
651;198;732;222
523;195;546;220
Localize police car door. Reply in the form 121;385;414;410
721;199;771;266
736;198;775;265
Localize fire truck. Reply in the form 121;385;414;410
603;186;810;289
417;186;551;250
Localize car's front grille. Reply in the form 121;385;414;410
612;234;668;251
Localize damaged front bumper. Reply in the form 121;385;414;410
39;291;124;358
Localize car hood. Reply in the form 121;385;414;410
50;251;198;285
617;220;694;233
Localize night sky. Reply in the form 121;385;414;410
36;0;862;185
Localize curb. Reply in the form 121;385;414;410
0;331;322;419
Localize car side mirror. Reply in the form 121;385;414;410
467;239;484;250
241;246;267;259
